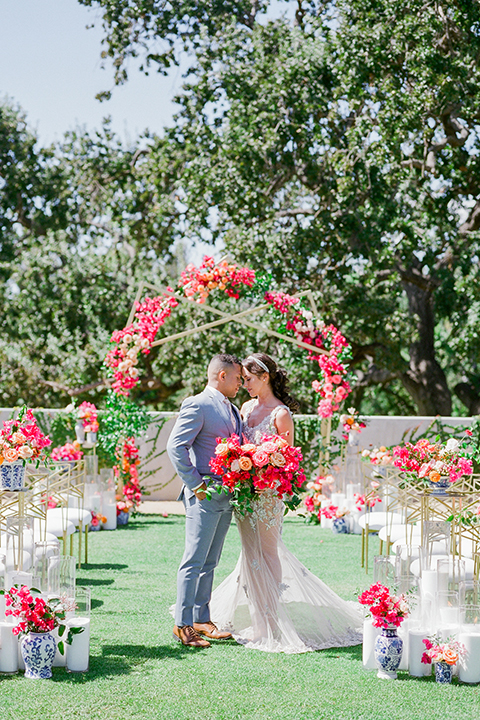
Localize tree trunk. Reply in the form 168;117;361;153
400;279;452;416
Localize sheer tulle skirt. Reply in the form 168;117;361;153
210;492;363;654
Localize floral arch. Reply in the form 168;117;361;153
103;256;355;478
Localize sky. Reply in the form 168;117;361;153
0;0;185;145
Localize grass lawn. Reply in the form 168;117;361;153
1;515;479;720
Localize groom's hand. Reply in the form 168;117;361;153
194;483;208;500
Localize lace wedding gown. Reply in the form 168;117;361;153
210;400;363;654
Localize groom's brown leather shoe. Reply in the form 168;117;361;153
173;625;211;647
193;621;233;640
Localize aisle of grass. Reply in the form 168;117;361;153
1;515;479;720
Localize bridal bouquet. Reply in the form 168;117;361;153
0;408;51;465
393;437;473;485
358;583;409;628
208;434;306;515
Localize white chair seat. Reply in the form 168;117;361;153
45;513;76;537
358;512;404;532
46;507;91;528
378;524;419;543
410;555;475;581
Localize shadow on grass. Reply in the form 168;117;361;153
77;577;115;586
102;642;199;662
91;599;104;609
80;563;129;571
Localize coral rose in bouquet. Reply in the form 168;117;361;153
358;583;409;628
0;407;51;466
393;437;472;486
208;433;306;515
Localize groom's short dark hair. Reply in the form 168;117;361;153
211;353;242;367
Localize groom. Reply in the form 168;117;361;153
167;353;243;647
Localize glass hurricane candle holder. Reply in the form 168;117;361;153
66;587;91;673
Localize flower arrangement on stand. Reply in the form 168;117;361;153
3;585;83;679
0;408;51;490
361;446;394;466
339;408;366;440
359;583;409;680
353;492;382;511
209;433;306;515
422;636;466;684
393;437;473;490
77;402;99;435
320;504;351;533
50;442;83;462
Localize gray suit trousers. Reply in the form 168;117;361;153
175;490;232;627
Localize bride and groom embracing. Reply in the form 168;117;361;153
167;353;362;653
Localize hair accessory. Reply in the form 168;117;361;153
245;355;270;374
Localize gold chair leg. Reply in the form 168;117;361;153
361;528;365;568
85;525;89;564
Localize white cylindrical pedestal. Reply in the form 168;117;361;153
408;628;431;677
0;622;19;673
66;618;90;672
458;631;480;684
362;618;381;670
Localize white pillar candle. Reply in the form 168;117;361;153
66;618;90;672
397;619;409;671
102;499;117;530
331;493;346;507
439;606;459;627
408;629;431;677
458;631;480;684
362;618;381;669
0;622;18;673
420;570;437;601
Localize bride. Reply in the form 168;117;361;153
210;352;362;653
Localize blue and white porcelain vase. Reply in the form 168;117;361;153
332;517;349;534
0;460;26;491
435;661;453;684
374;625;403;679
21;632;57;679
117;511;130;526
428;476;450;495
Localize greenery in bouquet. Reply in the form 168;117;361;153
421;635;465;666
3;585;83;654
393;437;473;487
0;407;51;466
358;583;409;628
208;433;306;515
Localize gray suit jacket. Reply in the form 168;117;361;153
166;386;242;499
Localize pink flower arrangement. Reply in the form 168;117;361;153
339;407;366;439
209;433;306;515
78;402;99;433
421;636;465;666
319;503;349;519
90;510;107;528
393;437;473;485
0;408;51;465
5;585;70;636
114;437;142;511
358;583;409;628
50;442;83;462
116;499;134;516
179;256;256;303
302;474;335;523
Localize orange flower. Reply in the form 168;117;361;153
238;456;253;471
429;471;441;483
346;417;354;425
0;455;3;465
443;648;458;665
4;448;19;462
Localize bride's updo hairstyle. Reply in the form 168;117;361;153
243;353;300;413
